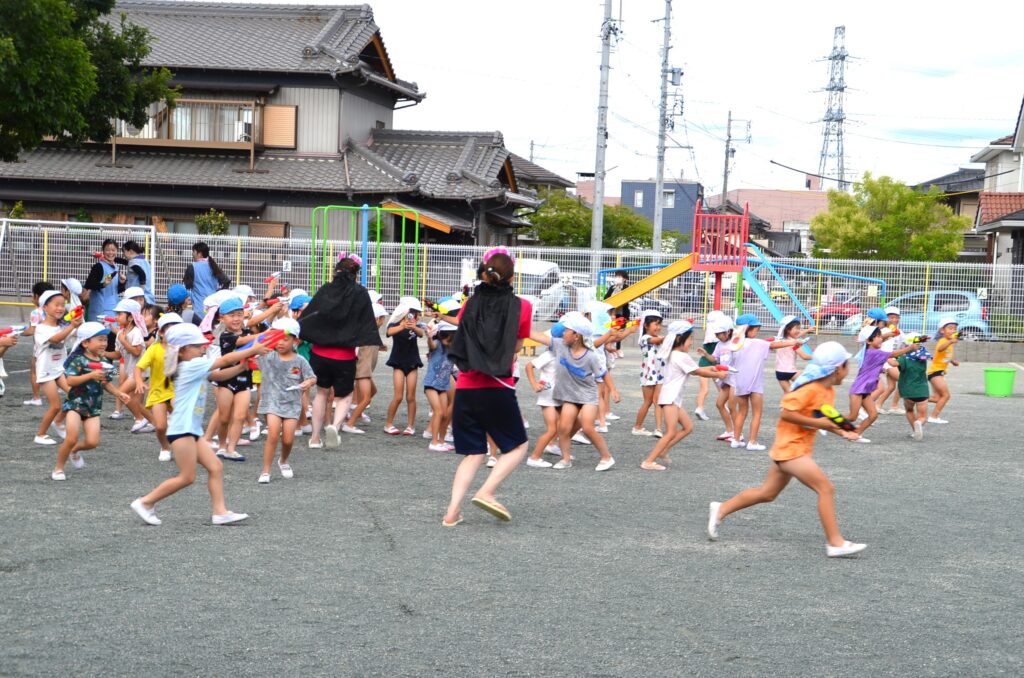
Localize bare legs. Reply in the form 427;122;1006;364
929;375;951;419
138;436;229;516
442;442;529;525
53;412;100;474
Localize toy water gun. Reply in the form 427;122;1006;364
604;317;640;330
714;364;738;374
96;315;117;324
64;306;84;322
906;335;928;344
0;325;27;337
887;324;901;337
279;285;290;297
239;328;290;351
538;380;552;390
92;251;105;259
102;271;115;284
816;404;856;432
86;361;116;379
424;297;462;315
264;271;283;283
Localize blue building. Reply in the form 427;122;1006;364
620;179;703;252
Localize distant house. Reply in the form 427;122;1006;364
913;167;986;262
507;154;573;191
706;200;795;257
0;2;538;245
704;188;828;255
574;180;621;207
620;178;703;251
969;98;1024;266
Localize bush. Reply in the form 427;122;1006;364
195;208;230;236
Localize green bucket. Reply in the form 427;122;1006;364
983;368;1017;397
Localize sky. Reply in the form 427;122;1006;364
252;0;1024;196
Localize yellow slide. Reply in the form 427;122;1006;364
523;253;696;350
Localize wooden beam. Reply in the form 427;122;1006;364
381;202;452;234
371;33;396;82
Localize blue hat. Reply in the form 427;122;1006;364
167;284;189;305
866;308;888;322
218;296;244;315
289;294;312;311
550;322;565;338
736;313;761;327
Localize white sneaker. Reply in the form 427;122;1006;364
34;435;57;446
69;453;85;469
826;541;867;557
130;419;148;433
323;424;340;448
308;440;324;449
572;431;592;445
552;459;572;469
851;437;871;444
544;443;562;456
631;427;653;437
109;411;124;420
422;430;433;439
301;423;313;434
359;413;371;425
138;423;155;434
50;470;66;481
707;501;722;541
818;429;829;437
730;439;747;449
595;425;609;433
888;407;903;415
212;511;249;525
158;449;172;462
216;449;246;462
523;419;530;429
927;417;948;424
50;423;67;440
745;442;766;452
249;421;261;441
257;473;271;484
653;429;664;439
595;457;616;472
486;455;498;468
912;420;924;441
23;398;42;406
130;498;161;526
295;428;304;437
342;424;365;434
526;457;553;468
694;408;709;421
444;431;454;443
278;460;294;479
428;443;449;452
606;413;621;421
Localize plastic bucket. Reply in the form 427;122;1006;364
983;368;1017;397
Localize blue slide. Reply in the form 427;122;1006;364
742;268;787;323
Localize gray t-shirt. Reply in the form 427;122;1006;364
257;351;315;419
551;340;605;406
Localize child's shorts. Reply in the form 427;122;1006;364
905;396;928;403
252;369;262;385
775;371;796;382
927;371;945;381
355;345;379;379
451;388;527;455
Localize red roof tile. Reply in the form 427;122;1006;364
979;192;1024;225
989;134;1014;145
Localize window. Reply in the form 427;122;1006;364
662;190;675;209
933;293;968;313
634;190;644;208
263;105;297;149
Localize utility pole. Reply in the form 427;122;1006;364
651;0;672;254
590;0;616;261
529;140;534;163
721;110;732;207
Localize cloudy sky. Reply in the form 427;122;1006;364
368;0;1023;196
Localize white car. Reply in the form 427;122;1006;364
515;259;565;321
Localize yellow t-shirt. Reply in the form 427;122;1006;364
137;342;173;407
769;380;834;462
928;338;954;375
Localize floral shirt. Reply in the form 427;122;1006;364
639;335;666;385
62;352;106;417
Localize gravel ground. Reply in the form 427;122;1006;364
0;339;1021;677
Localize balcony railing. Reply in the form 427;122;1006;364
113;98;258;150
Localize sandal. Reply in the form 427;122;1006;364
640;461;667;471
402;426;415;436
383;425;401;435
442;514;464;528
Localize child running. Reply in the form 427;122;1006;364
640;321;724;470
927;317;959;424
130;324;269;526
696;315;736;443
113;298;154;435
706;342;867;558
22;281;55;407
524;330;562;468
51;322;131;480
896;334;930;441
133;313;183;461
632;310;666;437
256;318;315;483
773;315;812;393
846;324;918;443
694;310;727;422
384;296;425;435
33;290;81;445
423;321;457;452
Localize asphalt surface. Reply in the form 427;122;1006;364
1;338;1022;677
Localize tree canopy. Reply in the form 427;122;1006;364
527;188;685;251
0;0;175;162
810;173;967;261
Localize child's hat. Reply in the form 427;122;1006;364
166;323;210;347
933;316;958;339
735;313;760;327
271;317;301;337
76;321;110;341
61;278;83;296
38;290;63;308
790;341;852;390
233;284;255;300
202;289;237;311
657;320;694;360
157;312;183;330
857;325;880;343
122;286;145;300
559;311;593;338
218;296;244;315
167;283;189;305
367;290;383;305
114;298;141;314
289;294;312;311
435;321;458;333
884;306;901;316
866;308;888;321
775;314;798;340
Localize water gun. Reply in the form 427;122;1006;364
102;271;115;284
239;328;290;351
714;364;738;374
245;297;283;312
279;285;290;297
96;315;117;324
816;403;856;432
64;306;84;322
538;380;552;391
424;297;462;315
264;271;283;283
93;251;105;259
86;361;116;379
887;324;901;337
0;325;27;337
906;335;928;344
604;317;640;330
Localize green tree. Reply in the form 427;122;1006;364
810;173;967;261
195;208;231;236
528;188;668;249
0;0;176;162
7;201;27;219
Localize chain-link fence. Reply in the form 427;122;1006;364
2;219;1023;341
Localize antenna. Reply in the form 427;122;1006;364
817;26;850;191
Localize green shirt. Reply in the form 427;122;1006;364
296;340;312;362
897;355;929;400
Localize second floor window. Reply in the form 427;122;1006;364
662;190;675;209
634;190;644;208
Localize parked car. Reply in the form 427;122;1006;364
516;259;565;321
628;295;673;319
886;290;993;340
811;291;862;328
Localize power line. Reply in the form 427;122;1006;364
769;159;1015;189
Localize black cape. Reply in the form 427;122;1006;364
448;282;521;378
298;270;382;348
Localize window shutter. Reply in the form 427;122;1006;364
263;105;297;149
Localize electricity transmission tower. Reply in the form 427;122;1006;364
817;25;849;191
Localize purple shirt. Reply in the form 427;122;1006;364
730;338;771;396
850;347;891;394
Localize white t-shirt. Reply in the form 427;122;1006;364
658;351;699;406
117;326;145;375
34;324;67;383
168;357;213;436
531;350;557;408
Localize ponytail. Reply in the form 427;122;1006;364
193;241;229;287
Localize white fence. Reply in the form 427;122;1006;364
1;219;1023;341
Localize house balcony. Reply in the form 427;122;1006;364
113;98;259;151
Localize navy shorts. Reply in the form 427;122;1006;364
905;397;928;403
310;353;356;398
927;371;945;381
167;433;198;444
775;371;797;382
452;387;527;455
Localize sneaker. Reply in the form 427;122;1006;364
109;411;124;420
606;413;621;421
158;449;172;462
444;431;454;443
707;501;722;541
278;460;294;479
694;407;709;421
912;420;924;441
526;457;553;468
730;439;747;449
301;424;313;434
69;453;85;469
257;473;271;484
130;499;161;526
306;407;313;418
50;421;67;439
927;417;948;424
34;435;57;446
212;511;249;525
851;436;871;444
631;427;653;437
544;443;562;456
745;442;766;452
23;398;42;406
653;429;664;439
819;429;829;437
402;427;416;436
486;455;498;468
888;406;903;415
595;425;609;434
295;428;304;437
359;413;371;425
130;419;148;433
249;421;262;441
552;459;573;470
716;432;734;441
342;425;365;435
826;541;867;557
422;430;433;439
595;457;616;472
138;423;156;434
50;470;66;481
308;440;324;449
428;443;449;452
572;431;592;445
323;425;341;448
216;449;246;462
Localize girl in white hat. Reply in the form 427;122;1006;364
383;296;426;435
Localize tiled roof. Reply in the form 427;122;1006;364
508;153;574;188
913;167;985;193
978;192;1024;225
113;1;422;100
989;134;1014;145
